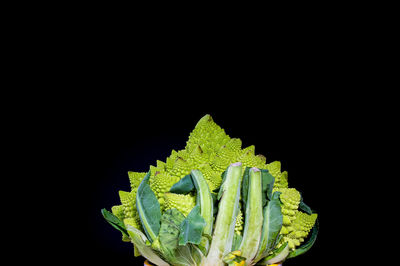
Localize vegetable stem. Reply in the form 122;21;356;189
239;167;263;264
191;169;214;252
203;162;242;266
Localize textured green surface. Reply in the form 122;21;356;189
113;115;286;230
164;192;196;217
158;208;186;260
102;114;318;265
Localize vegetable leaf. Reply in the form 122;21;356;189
126;225;169;266
136;171;161;242
179;205;206;246
169;174;195;194
299;196;313;215
261;169;275;205
254;191;283;263
101;208;128;237
159;208;186;260
157;208;205;266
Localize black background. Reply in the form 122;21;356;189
8;10;384;265
63;100;348;266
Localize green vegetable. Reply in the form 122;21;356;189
136;171;161;242
101;114;319;265
234;209;244;235
155;208;205;266
128;171;147;191
287;215;319;258
274;187;301;246
204;162;242;266
164;192;196;217
266;161;288;189
239;167;264;264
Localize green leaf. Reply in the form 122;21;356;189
136;171;161;242
299;196;313;215
158;208;205;266
254;191;283;263
155;209;205;266
179;205;207;246
101;208;128;237
261;169;275;205
159;208;186;260
126;225;169;266
169;174;195;194
287;216;319;258
241;167;251;207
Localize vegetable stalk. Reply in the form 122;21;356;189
239;167;263;264
191;169;214;252
203;162;242;266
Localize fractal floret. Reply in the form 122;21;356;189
102;115;318;266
